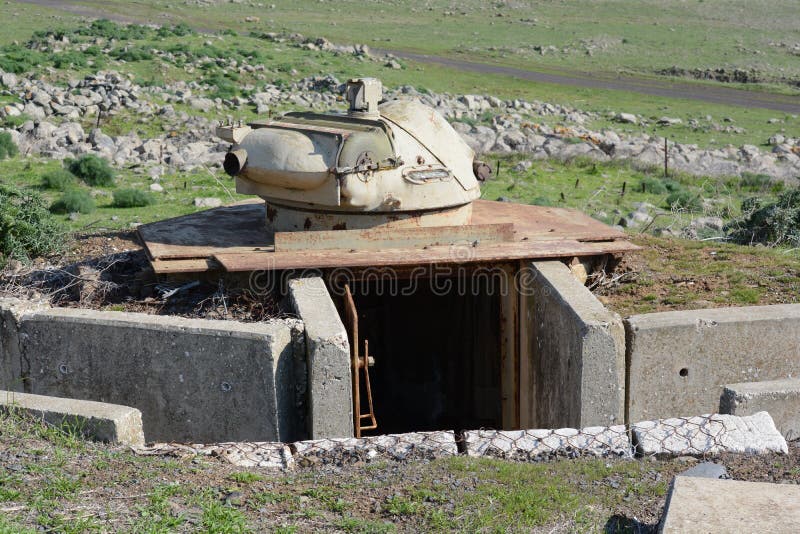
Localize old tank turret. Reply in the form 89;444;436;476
216;78;490;232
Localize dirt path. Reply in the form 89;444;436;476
378;49;800;114
13;0;800;113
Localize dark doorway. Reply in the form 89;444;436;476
343;275;503;435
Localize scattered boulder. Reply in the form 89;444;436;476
194;197;222;208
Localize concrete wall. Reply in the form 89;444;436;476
524;261;626;428
1;299;305;443
288;277;353;439
626;305;800;423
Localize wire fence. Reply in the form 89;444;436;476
131;412;788;470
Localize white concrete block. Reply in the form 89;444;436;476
464;425;633;459
633;412;787;456
292;430;457;464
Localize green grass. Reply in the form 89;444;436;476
47;0;800;89
0;156;244;232
0;2;796;151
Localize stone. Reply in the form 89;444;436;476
0;390;144;446
769;134;786;146
657;117;683;126
679;461;727;479
632;412;787;456
288;277;353;439
512;160;532;172
464;425;632;460
660;476;800;533
625;305;800;422
150;183;164;193
522;261;626;428
614;112;638;124
292;431;457;465
720;379;800;441
193;197;222;208
0;72;17;88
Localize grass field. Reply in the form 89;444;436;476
0;152;778;236
23;0;800;89
2;1;798;152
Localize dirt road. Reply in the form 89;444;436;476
13;0;800;113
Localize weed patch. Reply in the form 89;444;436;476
112;188;155;208
0;184;63;265
0;132;18;160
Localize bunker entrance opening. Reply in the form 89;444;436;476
338;273;509;436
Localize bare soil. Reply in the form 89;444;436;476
596;234;800;316
0;231;284;322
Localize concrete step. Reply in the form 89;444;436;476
721;378;800;441
0;390;144;446
660;476;800;533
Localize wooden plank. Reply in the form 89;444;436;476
471;200;626;242
499;263;520;430
214;239;640;272
151;258;221;274
518;260;533;429
275;223;515;252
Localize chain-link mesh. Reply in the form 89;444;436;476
464;425;632;461
632;412;787;456
133;441;294;469
292;431;458;467
132;412;787;469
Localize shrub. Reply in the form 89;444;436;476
0;132;18;160
738;172;783;194
0;184;63;265
112;188;155;208
68;155;115;186
111;46;155;62
202;73;238;100
77;19;151;40
0;45;46;74
728;189;800;247
50;51;89;69
2;113;32;129
639;176;667;194
661;178;684;193
158;23;194;38
50;189;96;215
530;196;553;207
41;169;75;191
665;190;702;212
